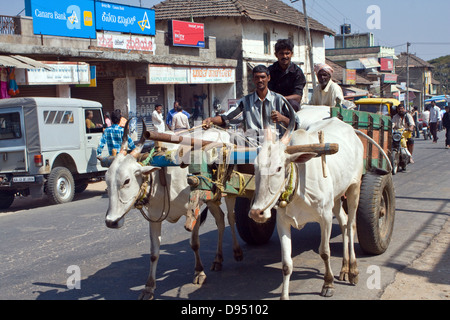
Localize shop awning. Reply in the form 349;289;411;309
0;55;52;70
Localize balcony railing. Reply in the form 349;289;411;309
0;15;21;35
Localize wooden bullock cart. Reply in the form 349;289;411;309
147;105;396;255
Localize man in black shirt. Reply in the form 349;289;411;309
268;39;306;111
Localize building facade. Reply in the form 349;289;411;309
153;0;335;104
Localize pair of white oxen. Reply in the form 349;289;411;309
104;105;364;300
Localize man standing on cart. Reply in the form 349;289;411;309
268;39;306;112
202;64;300;137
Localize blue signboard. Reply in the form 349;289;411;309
25;0;96;39
95;1;155;36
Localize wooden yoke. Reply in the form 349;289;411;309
144;131;215;148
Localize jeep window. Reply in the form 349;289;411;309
43;110;74;124
85;109;104;133
0;112;22;140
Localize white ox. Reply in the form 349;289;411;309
104;124;242;300
249;106;364;299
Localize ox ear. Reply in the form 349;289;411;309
136;165;161;176
285;152;317;164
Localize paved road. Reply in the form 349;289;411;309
0;131;449;301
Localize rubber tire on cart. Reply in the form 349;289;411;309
0;191;14;210
235;197;276;245
357;172;396;255
46;167;75;205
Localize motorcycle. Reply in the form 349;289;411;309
421;121;432;140
392;128;412;174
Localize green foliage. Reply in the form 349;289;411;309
429;55;450;94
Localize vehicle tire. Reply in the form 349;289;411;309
357;173;396;255
235;197;276;245
46;167;75;205
0;191;14;210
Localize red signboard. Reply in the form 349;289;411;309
170;20;205;48
379;58;394;71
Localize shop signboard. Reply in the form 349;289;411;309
25;0;96;39
16;62;91;85
343;69;356;85
148;65;189;84
190;68;235;83
383;73;398;83
95;1;155;35
379;58;394;71
148;66;235;84
97;32;155;54
169;20;205;48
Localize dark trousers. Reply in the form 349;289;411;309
446;128;450;146
430;122;438;142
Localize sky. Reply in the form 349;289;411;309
1;0;449;61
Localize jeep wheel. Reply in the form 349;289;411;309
47;167;75;204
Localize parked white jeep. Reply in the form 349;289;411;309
0;97;110;209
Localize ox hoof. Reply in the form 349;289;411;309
349;273;359;285
138;287;155;300
339;271;348;282
210;261;223;272
320;285;335;297
233;247;244;262
193;271;207;285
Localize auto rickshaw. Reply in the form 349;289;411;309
354;98;400;117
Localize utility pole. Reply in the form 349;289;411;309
406;42;411;109
301;0;316;88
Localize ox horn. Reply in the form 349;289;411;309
261;100;273;142
119;118;131;156
280;97;297;145
130;118;147;159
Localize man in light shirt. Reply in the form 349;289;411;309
309;63;344;107
429;101;441;143
171;105;190;132
152;104;165;133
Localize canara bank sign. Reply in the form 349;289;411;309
26;0;96;38
25;0;155;39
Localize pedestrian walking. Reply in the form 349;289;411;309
412;106;420;138
429;101;441;143
442;105;450;149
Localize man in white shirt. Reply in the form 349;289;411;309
171;105;190;132
429;101;442;143
151;104;165;133
309;63;344;107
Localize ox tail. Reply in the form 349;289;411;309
200;207;208;226
354;129;393;173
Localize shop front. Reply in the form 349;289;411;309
136;64;236;130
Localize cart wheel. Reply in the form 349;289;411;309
235;197;276;245
47;167;75;205
0;191;14;210
357;173;395;255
